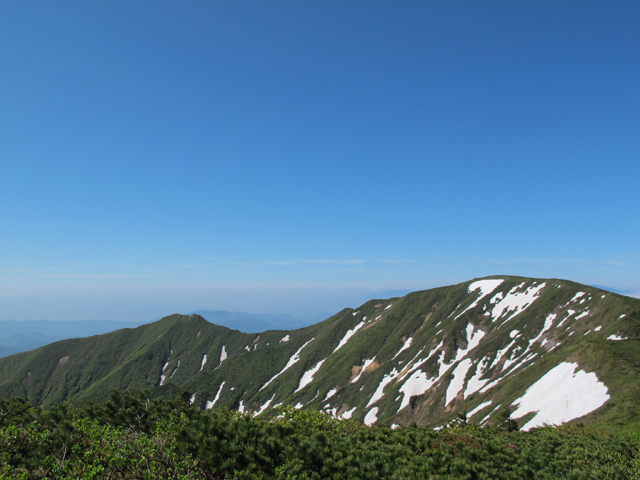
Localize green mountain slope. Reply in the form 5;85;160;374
0;276;638;430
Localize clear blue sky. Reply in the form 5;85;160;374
1;1;639;321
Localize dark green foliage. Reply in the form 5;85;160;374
0;391;638;479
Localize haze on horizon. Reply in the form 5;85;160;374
1;2;638;323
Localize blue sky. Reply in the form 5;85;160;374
1;1;639;321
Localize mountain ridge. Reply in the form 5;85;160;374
0;275;638;431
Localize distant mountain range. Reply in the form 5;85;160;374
0;319;145;358
0;276;638;431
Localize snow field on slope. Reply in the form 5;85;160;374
490;282;546;323
295;358;326;392
219;345;227;364
392;337;413;360
398;350;449;412
206;382;226;409
511;362;610;431
453;279;504;320
467;400;492;419
340;407;356;420
256;394;276;416
324;388;337;401
446;359;473;406
351;357;376;384
607;334;627;340
333;320;366;353
464;358;489;399
367;368;400;408
259;338;314;391
364;407;379;426
200;354;207;372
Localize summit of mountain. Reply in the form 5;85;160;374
0;275;638;431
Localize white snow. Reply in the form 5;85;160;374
294;403;304;410
340;407;356;420
351;357;377;383
607;334;627;341
279;335;290;343
490;282;546;323
454;279;504;320
190;393;196;404
199;354;208;372
324;388;338;401
256;394;276;416
333;320;366;353
238;400;245;413
401;341;443;379
464;359;489;399
620;314;627;319
219;345;227;363
259;338;315;391
364;407;379;426
295;358;326;392
557;310;576;328
206;382;225;409
575;311;590;320
511;362;609;431
467;400;492;419
159;352;172;386
594;326;602;332
445;358;473;406
392;337;413;360
244;345;251;352
398;350;450;412
385;304;393;310
367;368;399;407
569;292;586;303
352;311;359;316
170;360;180;378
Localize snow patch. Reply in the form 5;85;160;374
238;400;245;413
575;311;590;320
467;400;492;419
256;394;276;416
324;389;338;401
607;334;627;341
364;407;379;426
219;345;227;364
445;359;473;406
199;354;208;372
367;368;399;407
511;362;609;431
490;283;546;323
392;337;413;360
454;279;504;320
295;358;326;392
351;357;377;383
260;338;315;391
464;359;489;399
279;335;290;343
385;304;393;310
398;350;450;412
206;382;225;409
340;407;356;420
334;320;366;353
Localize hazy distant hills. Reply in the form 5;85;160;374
0;276;638;431
187;310;314;333
0;320;145;359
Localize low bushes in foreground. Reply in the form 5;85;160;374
0;391;638;479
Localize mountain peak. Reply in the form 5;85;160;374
0;275;637;430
